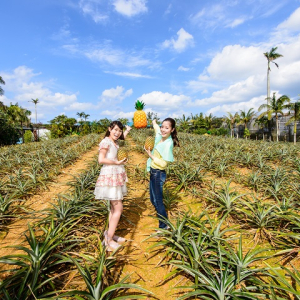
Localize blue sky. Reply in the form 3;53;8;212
1;0;300;123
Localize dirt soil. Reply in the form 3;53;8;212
117;146;189;299
0;140;188;299
0;145;99;259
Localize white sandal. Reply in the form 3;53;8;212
104;230;126;244
102;238;121;252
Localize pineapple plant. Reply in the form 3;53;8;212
133;100;147;128
144;136;155;151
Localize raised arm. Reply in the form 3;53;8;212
152;119;160;134
124;125;132;139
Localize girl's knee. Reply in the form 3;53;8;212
111;200;123;213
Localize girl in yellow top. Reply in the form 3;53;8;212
145;118;180;229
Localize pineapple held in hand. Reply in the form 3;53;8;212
134;100;147;128
117;148;128;161
144;136;155;151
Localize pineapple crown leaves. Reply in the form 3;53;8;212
135;99;145;110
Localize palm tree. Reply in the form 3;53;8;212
239;108;256;140
0;76;5;96
204;113;215;130
223;112;239;138
29;98;39;125
285;97;300;145
254;116;268;141
29;98;39;140
240;108;256;129
178;114;191;132
264;47;283;106
76;112;85;122
258;92;290;142
83;113;90;122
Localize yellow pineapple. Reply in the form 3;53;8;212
144;136;155;151
117;148;128;161
133;100;147;128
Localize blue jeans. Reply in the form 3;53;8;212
149;168;168;229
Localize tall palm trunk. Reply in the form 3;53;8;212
267;60;270;106
275;114;279;142
294;121;297;145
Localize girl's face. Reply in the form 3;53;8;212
109;125;123;141
160;121;174;139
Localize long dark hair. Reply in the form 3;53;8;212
162;118;180;147
104;121;125;140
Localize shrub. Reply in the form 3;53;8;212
194;128;207;135
24;130;33;143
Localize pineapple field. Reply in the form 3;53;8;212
1;130;300;299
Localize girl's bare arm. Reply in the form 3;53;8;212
98;148;126;165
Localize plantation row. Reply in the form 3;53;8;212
1;130;300;299
0;134;99;228
131;129;300;299
0;144;149;299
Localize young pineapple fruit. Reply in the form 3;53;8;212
134;100;147;128
117;148;128;161
144;136;155;151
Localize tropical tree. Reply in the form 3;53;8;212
258;92;290;142
240;108;256;129
29;98;39;125
264;47;283;106
50;114;77;138
254;116;268;141
203;113;215;130
285;97;300;144
239;108;256;140
178;114;191;132
29;98;39;140
223;112;239;138
0;76;5;96
147;112;160;126
83;113;90;122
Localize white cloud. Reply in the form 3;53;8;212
65;102;95;111
139;91;191;109
190;5;226;29
100;110;133;119
277;7;300;32
206;96;265;116
99;86;132;105
112;0;147;17
162;28;194;53
178;66;190;72
83;44;155;68
1;66;78;122
164;4;172;15
225;17;246;28
104;71;153;78
79;0;108;23
206;44;265;82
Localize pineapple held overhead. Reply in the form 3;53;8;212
134;100;147;128
144;136;155;151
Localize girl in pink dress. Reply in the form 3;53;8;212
94;121;131;251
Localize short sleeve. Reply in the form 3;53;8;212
99;138;110;151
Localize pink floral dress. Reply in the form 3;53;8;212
94;137;127;201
